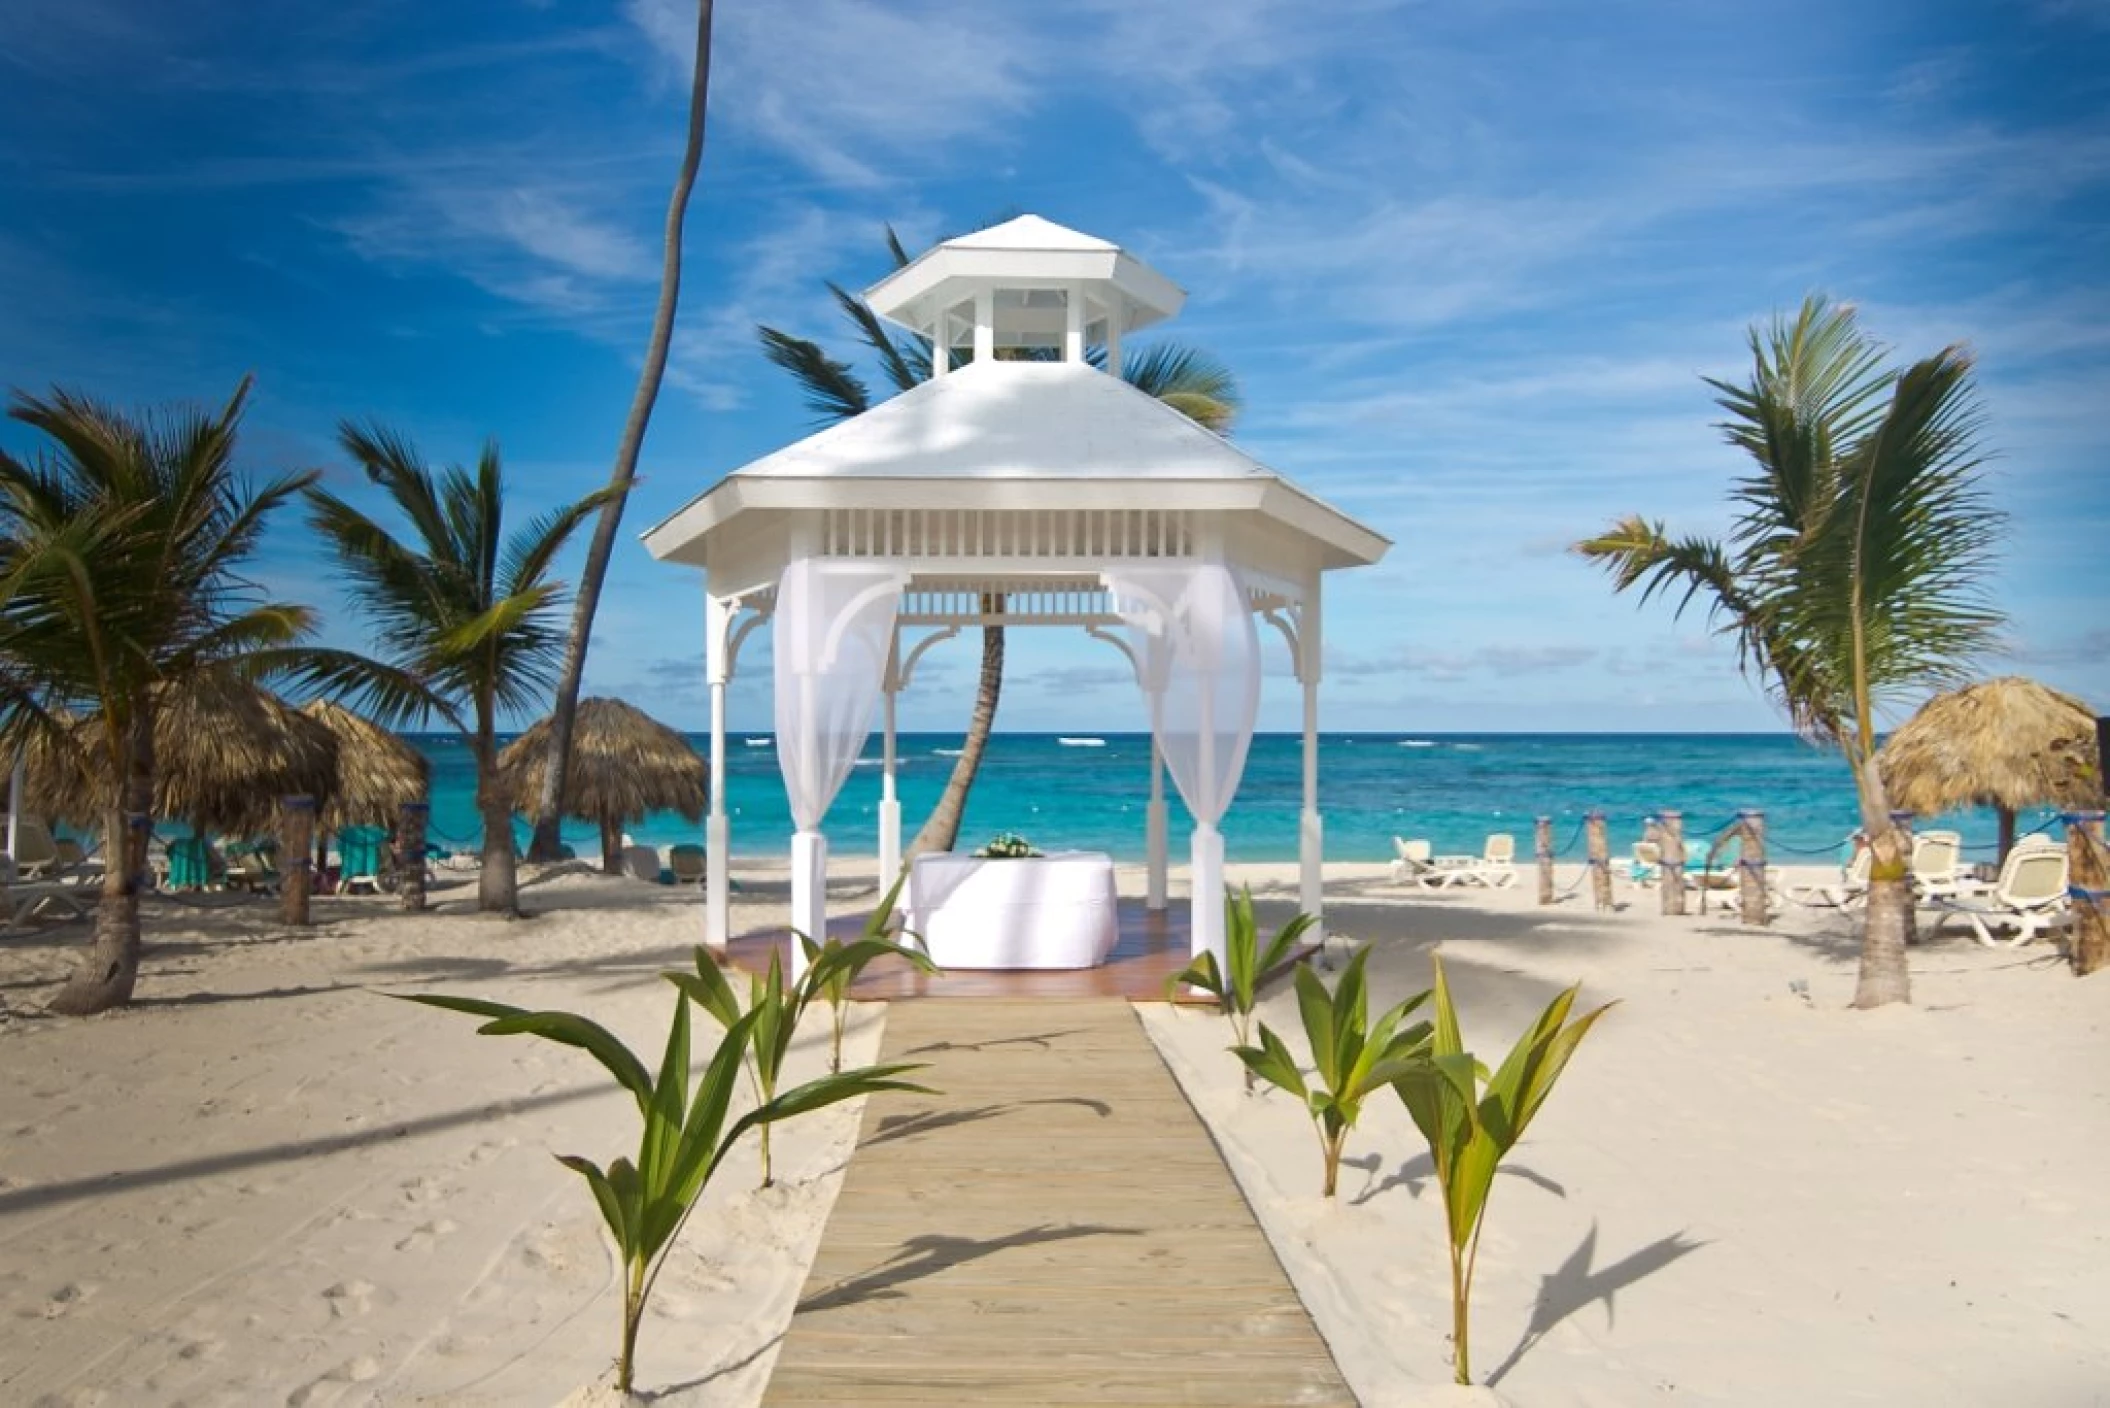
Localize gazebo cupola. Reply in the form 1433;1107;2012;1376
643;215;1389;981
862;214;1184;375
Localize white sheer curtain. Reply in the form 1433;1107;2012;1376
1105;564;1261;965
773;558;906;974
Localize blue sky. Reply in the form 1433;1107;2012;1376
3;0;2105;736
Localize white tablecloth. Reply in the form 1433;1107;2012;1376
906;851;1119;970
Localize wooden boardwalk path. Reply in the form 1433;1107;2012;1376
763;999;1354;1406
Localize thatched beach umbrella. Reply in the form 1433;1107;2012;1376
298;699;430;834
1879;676;2101;863
498;696;706;873
27;676;340;839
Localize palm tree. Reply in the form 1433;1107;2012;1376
529;0;716;863
307;423;618;913
0;379;321;1014
1575;295;2003;1007
757;229;1241;857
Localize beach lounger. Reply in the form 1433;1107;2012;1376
1908;830;1967;903
1426;833;1517;889
0;857;91;929
668;843;708;886
224;842;282;895
1389;837;1438;886
336;825;388;894
1928;840;2069;948
3;817;66;879
1787;839;1871;910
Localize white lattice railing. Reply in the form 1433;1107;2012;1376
820;507;1193;560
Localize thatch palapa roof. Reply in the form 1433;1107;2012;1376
1878;675;2101;859
299;699;430;833
28;676;341;837
498;697;706;871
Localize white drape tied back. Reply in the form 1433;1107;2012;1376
773;558;906;975
1104;564;1261;966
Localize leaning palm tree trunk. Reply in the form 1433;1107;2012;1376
531;0;715;861
50;717;155;1015
909;603;1004;858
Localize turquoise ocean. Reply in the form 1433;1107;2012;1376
412;732;2061;868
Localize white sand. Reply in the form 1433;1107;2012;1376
0;862;881;1406
1149;861;2110;1406
3;857;2104;1405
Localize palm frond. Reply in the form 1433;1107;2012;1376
828;282;925;395
500;483;625;601
756;327;872;424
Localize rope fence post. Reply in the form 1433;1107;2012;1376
1660;808;1686;917
1738;809;1767;926
1535;816;1554;905
2066;810;2108;977
280;795;314;927
399;801;430;913
1586;809;1612;912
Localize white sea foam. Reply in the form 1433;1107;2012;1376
1058;736;1107;747
933;748;964;757
744;738;772;747
1400;739;1437;748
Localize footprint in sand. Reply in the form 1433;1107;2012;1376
464;1136;519;1166
397;1174;452;1207
40;1282;97;1319
393;1218;459;1253
285;1355;381;1406
176;1335;226;1362
322;1280;378;1319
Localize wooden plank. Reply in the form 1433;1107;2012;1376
764;999;1353;1406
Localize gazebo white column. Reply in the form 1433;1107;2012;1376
878;633;902;892
1298;585;1325;941
703;592;734;951
1146;738;1168;911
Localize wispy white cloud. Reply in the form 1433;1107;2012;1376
626;0;1038;187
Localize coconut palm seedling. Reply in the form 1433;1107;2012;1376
672;947;802;1188
402;987;927;1396
1167;887;1316;1092
1233;945;1431;1197
675;934;923;1185
1391;954;1613;1385
797;873;940;1073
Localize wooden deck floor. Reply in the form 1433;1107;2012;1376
727;898;1200;1001
762;999;1353;1406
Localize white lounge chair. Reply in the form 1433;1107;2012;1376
1910;830;1967;903
1788;839;1871;910
2;816;65;880
1389;837;1437;886
1929;841;2069;948
1427;833;1517;889
0;856;91;929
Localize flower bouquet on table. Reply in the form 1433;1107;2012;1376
973;832;1042;859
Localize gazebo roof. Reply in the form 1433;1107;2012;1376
641;360;1389;577
864;215;1184;342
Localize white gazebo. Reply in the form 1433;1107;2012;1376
642;215;1388;976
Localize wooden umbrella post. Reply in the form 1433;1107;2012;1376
2066;811;2108;977
1535;815;1554;905
280;794;315;927
1738;810;1767;926
399;801;430;913
1660;808;1686;917
1586;809;1612;912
